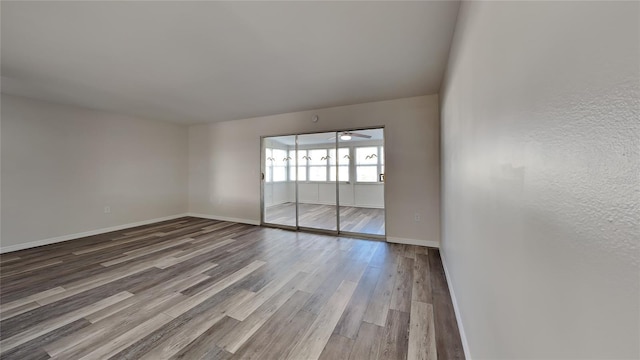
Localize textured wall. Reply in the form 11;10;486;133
440;1;639;358
1;95;189;249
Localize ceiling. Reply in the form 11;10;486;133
1;1;460;124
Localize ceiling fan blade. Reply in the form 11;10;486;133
350;133;372;139
327;136;337;140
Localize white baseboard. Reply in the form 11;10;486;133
187;213;260;226
0;213;190;254
386;236;439;248
441;253;472;360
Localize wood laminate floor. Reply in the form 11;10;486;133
0;217;464;360
265;203;385;235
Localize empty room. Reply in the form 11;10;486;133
0;1;638;359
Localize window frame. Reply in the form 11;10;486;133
269;143;383;185
271;148;288;183
293;146;352;184
354;145;384;184
307;149;329;182
329;147;350;182
265;147;272;183
264;147;289;183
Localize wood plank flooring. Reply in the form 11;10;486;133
0;217;463;359
265;203;385;235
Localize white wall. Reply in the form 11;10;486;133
189;95;440;245
1;94;189;250
298;183;384;208
440;1;639;359
266;182;384;209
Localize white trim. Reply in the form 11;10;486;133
441;253;472;360
0;213;190;254
386;236;439;248
187;213;260;226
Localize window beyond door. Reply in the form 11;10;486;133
356;146;384;183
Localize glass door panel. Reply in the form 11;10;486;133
263;135;296;228
339;128;386;236
296;132;337;232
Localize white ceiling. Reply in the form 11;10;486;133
1;1;460;124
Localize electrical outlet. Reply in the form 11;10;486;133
104;206;111;214
414;213;421;222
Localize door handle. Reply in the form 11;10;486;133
261;172;265;181
379;173;385;182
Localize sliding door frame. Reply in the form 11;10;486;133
260;135;298;232
260;126;386;241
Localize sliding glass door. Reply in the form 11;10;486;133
261;128;385;238
296;132;338;232
262;135;297;228
339;128;385;236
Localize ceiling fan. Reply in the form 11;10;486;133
328;131;372;141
